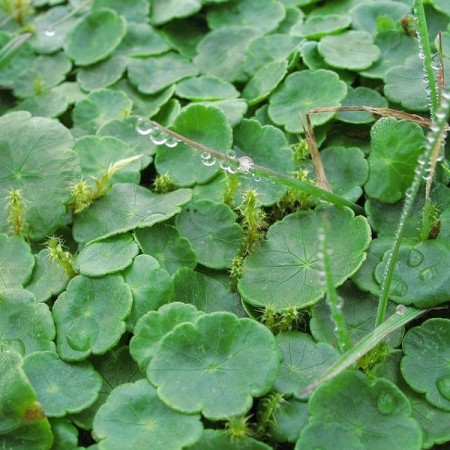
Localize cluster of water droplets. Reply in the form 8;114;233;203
135;117;180;148
412;5;440;119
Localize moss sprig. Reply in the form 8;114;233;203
46;236;76;278
6;188;28;237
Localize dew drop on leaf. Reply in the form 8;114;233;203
44;27;56;37
136;117;153;135
419;267;435;282
201;151;211;160
407;248;424;267
237;155;254;174
396;304;407;315
202;157;217;167
150;128;169;146
436;374;450;401
390;277;408;297
376;391;396;415
66;334;90;352
252;173;261;182
165;136;180;148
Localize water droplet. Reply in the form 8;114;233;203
66;334;90;351
436;111;447;121
442;91;450;101
336;296;344;309
419;267;436;282
150;128;169;146
220;160;231;171
252;173;262;182
390;276;408;297
419;51;426;60
201;151;211;160
44;27;56;37
377;391;396;415
136;117;153;135
436;375;450;401
408;248;424;267
202;157;217;167
396;304;407;315
226;149;236;159
165;135;179;148
237;156;254;174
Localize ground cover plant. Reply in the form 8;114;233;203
1;0;450;448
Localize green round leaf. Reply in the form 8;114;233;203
291;14;350;39
64;8;126;66
72;88;133;137
92;0;150;23
187;429;272;450
296;421;365;450
50;418;78;450
13;51;71;98
130;302;204;371
128;52;198;95
336;86;389;124
176;200;243;269
360;30;417;79
176;75;239;101
23;351;102;417
364;117;426;203
303;370;422;450
0;289;55;356
375;240;450;308
206;0;286;34
238;207;371;310
72;184;192;243
0;111;78;240
155;104;232;186
148;312;281;419
307;146;368;202
53;274;132;361
194;25;260;83
242;59;288;106
0;234;34;289
244;33;301;76
74;135;142;185
123;254;174;330
384;55;428;111
14;90;69;118
232;118;294;205
134;224;197;275
150;0;202;25
274;332;340;398
24;249;70;303
0;346;52;450
74;234;139;277
76;55;127;91
196;99;248;127
173;267;246;317
318;30;381;70
70;346;142;430
117;22;170;57
268;69;347;133
402;319;450;412
93;379;203;449
350;1;410;35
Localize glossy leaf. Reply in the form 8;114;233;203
74;234;139;277
173;267;246;316
93;380;203;449
53;274;132;361
0;111;78;240
402;319;450;411
239;207;371;309
175;200;243;269
364;117;426;203
72;183;192;243
299;370;422;450
156;104;232;186
0;289;55;356
123;254;174;330
0;234;34;289
274;332;340;398
175;75;239;101
134;224;197;275
130;302;204;371
268;69;347;133
64;8;126;66
23;351;102;417
148;312;281;419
